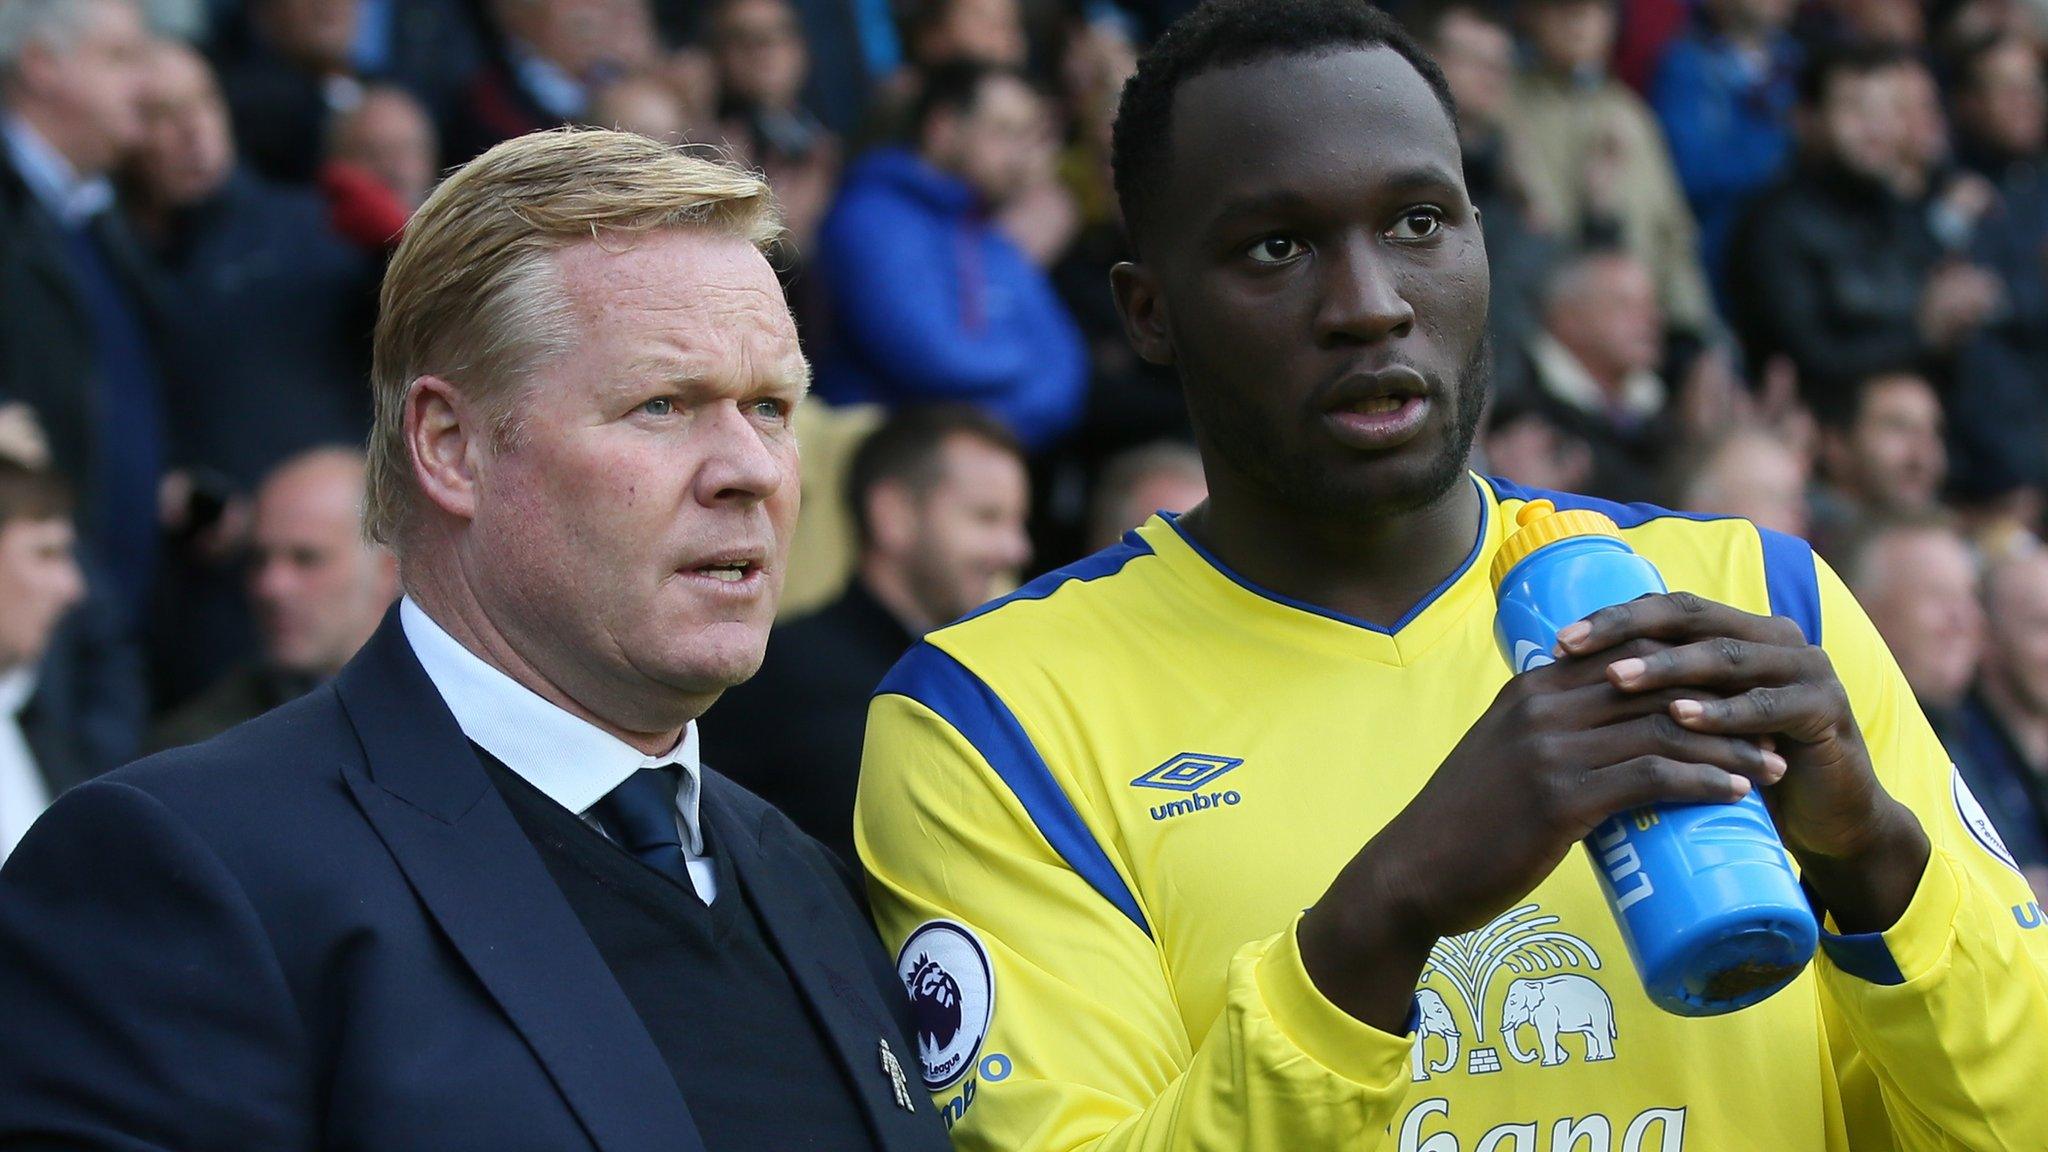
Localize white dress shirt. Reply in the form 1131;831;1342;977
0;668;50;864
399;597;717;902
2;114;115;227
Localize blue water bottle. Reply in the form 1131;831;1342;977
1491;499;1819;1016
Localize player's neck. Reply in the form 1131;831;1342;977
1182;475;1482;629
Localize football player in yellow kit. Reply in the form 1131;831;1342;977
856;1;2048;1148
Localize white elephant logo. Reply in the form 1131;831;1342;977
1410;988;1461;1081
1500;974;1616;1066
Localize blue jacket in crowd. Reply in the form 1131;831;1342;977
815;147;1087;450
1652;30;1801;288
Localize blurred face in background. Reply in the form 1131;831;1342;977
914;0;1026;67
330;88;438;210
1683;430;1811;539
1825;373;1947;512
1893;61;1949;182
0;516;84;674
590;75;689;144
1814;66;1906;181
6;0;151;176
1959;39;2048;160
248;453;398;680
711;0;808;111
924;72;1049;207
1855;527;1983;710
255;0;357;73
1432;9;1516;134
132;42;234;209
1706;0;1796;36
1543;255;1663;388
1522;0;1616;75
1984;552;2048;718
495;0;646;78
868;434;1031;629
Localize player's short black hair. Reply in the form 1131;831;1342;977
1110;0;1457;253
846;403;1023;546
1796;42;1910;108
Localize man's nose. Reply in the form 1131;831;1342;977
1315;234;1415;346
694;403;789;505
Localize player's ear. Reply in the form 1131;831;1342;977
1110;260;1176;367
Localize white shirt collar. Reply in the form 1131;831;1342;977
0;667;36;717
1529;332;1666;422
398;596;705;853
2;115;115;227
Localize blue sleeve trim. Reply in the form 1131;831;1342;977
875;643;1152;938
1758;528;1823;646
954;532;1155;625
1817;930;1908;986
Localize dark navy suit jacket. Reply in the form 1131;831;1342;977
0;612;948;1152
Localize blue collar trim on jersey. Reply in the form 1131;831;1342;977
1163;474;1492;637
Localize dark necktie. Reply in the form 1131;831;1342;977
589;766;694;893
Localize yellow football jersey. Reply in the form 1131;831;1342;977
857;474;2048;1152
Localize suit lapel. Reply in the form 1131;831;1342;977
333;613;705;1152
705;786;942;1152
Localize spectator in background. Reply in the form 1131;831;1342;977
1479;394;1596;495
216;0;362;184
1085;439;1204;552
1673;424;1812;538
1842;515;1984;730
588;71;689;142
1949;39;2048;500
0;461;85;862
325;83;438;213
704;404;1029;865
901;0;1026;68
151;448;394;750
708;0;838;254
1509;0;1718;337
1953;34;2048;190
1810;369;1947;550
1728;46;2002;413
1892;57;1999;255
1958;547;2048;898
815;63;1087;450
124;40;379;493
1422;2;1559;396
0;0;167;631
1650;0;1801;288
1518;248;1670;501
449;0;652;162
214;0;478;183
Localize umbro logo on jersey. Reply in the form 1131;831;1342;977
1131;752;1243;792
1134;753;1245;822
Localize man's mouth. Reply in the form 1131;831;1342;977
695;561;753;583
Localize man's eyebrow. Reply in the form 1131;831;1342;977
1202;163;1468;237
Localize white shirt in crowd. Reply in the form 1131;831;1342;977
399;597;717;903
0;667;49;863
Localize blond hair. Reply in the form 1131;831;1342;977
365;127;783;547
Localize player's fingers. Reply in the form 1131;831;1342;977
1541;682;1721;729
1604;636;1806;695
1556;592;1805;658
1573;756;1751;820
1668;684;1846;744
1576;711;1787;785
1518;636;1673;693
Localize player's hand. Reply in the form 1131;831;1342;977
1298;639;1779;1030
1560;591;1930;932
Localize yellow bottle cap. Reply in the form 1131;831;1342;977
1489;499;1625;590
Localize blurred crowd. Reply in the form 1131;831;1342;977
1;0;2047;895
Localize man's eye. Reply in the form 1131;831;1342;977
640;398;675;416
1247;237;1306;265
1388;209;1444;241
751;398;791;421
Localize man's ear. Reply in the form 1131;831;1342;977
405;375;483;524
1110;260;1176;367
865;480;921;555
